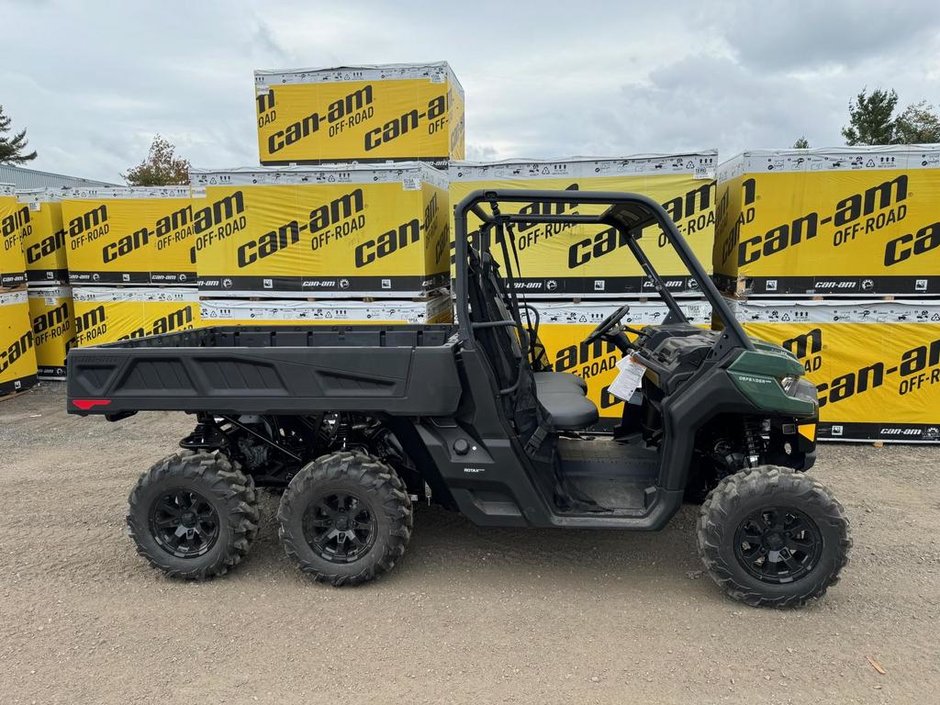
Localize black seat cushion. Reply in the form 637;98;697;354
535;380;599;431
533;371;588;394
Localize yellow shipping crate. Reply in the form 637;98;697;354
61;187;196;286
190;164;449;298
449;153;717;296
715;146;940;296
255;62;464;167
0;289;37;395
18;190;68;285
72;287;200;347
531;300;713;426
1;184;28;288
200;295;453;325
28;286;74;379
728;299;940;442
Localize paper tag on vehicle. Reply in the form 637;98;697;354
608;355;647;401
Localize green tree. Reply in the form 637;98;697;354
123;134;190;186
0;105;38;165
793;136;809;149
893;101;940;144
841;88;898;145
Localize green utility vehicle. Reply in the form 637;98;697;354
67;189;850;607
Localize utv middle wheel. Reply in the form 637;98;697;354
277;451;413;586
127;450;260;580
697;466;851;608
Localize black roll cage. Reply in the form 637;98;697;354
453;189;753;354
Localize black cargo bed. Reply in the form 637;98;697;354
67;324;461;417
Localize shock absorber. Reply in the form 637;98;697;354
743;418;762;467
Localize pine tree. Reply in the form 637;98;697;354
0;105;38;164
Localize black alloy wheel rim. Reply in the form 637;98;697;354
303;491;377;564
733;506;823;584
149;489;221;558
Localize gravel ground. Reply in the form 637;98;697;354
0;383;938;704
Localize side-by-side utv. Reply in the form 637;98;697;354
66;189;850;607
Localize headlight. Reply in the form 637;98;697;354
780;376;799;394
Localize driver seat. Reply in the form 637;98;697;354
535;373;598;430
469;251;598;432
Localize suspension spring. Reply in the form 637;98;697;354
743;419;761;467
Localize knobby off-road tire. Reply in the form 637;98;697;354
697;466;851;608
127;450;260;580
277;451;413;586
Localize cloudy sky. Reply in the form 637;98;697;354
2;0;939;183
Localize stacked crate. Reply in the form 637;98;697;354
59;187;200;349
714;145;940;443
191;164;452;322
254;62;464;169
198;62;465;327
448;153;719;428
17;190;74;380
0;184;38;396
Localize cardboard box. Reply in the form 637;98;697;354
531;299;713;425
254;62;464;167
61;187;196;285
0;289;37;395
72;286;200;347
727;298;940;442
715;146;940;296
18;190;68;284
200;294;453;325
27;286;74;379
449;153;717;296
190;164;449;298
1;184;28;288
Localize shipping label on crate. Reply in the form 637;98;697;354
532;301;713;423
61;188;196;285
18;195;68;284
733;300;940;441
200;294;453;325
449;155;717;296
715;148;940;295
27;286;74;379
72;287;200;347
0;290;37;395
191;167;449;297
255;63;465;165
0;194;29;287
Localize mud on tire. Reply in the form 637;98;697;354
697;466;851;608
277;451;413;586
127;450;260;580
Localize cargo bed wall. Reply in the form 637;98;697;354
66;325;461;417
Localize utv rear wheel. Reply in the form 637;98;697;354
697;466;851;608
277;451;412;586
127;451;260;580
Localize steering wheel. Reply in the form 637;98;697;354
584;304;632;344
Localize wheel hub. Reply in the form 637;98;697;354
149;489;220;559
302;491;376;564
733;506;823;584
763;532;785;551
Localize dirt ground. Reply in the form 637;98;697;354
0;383;937;705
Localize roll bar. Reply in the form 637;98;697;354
452;188;753;352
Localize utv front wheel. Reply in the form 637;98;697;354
697;466;851;607
127;451;260;579
277;451;413;586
